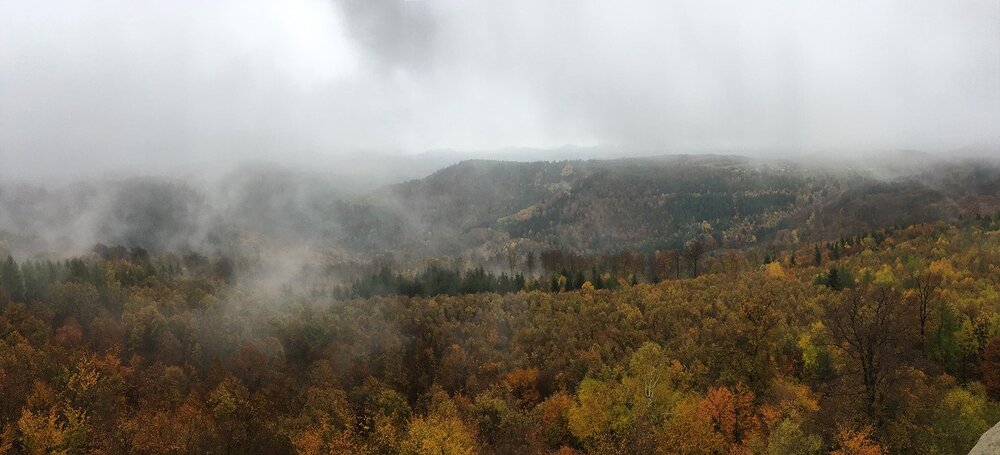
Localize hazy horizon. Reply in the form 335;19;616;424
3;0;999;181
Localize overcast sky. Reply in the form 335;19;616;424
2;0;999;179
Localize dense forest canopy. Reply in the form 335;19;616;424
1;155;1000;453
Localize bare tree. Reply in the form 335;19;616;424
683;237;706;278
824;284;912;427
500;242;519;273
904;263;943;345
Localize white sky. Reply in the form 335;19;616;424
2;0;999;179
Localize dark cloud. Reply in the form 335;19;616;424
334;0;438;70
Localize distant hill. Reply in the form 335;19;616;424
2;154;999;269
335;155;807;256
333;155;1000;260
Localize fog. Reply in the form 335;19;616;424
2;0;998;182
2;3;999;443
2;0;1000;285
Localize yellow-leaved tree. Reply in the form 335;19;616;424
403;389;480;455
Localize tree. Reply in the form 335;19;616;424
659;395;724;454
830;425;885;455
903;261;944;344
129;397;220;453
814;245;822;266
984;336;1000;400
504;368;541;408
765;416;822;455
824;278;913;428
502;243;519;273
683;237;706;278
18;405;89;455
591;267;604;289
924;385;994;454
764;262;791;280
567;378;614;445
569;344;688;453
1;256;24;302
815;267;851;291
537;392;574;449
402;390;479;455
674;249;682;279
697;386;759;454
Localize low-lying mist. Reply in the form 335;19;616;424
1;151;999;294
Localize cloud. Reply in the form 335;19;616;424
333;0;438;71
1;0;998;181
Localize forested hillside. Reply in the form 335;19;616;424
6;0;997;452
340;156;1000;257
3;155;998;281
2;156;1000;454
2;215;1000;453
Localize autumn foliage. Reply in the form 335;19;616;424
984;336;1000;400
0;219;999;453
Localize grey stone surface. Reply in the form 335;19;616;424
970;421;1000;454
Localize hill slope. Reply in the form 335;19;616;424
2;155;999;268
334;155;1000;259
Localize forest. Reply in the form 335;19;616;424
2;213;1000;454
5;0;999;452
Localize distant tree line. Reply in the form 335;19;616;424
335;265;628;299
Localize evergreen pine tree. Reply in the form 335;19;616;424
592;267;604;289
1;256;25;302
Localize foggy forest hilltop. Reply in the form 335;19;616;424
4;0;1000;453
2;154;1000;454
